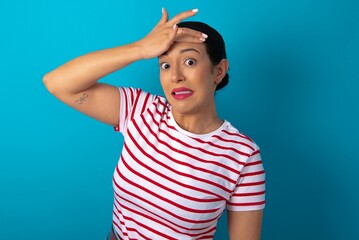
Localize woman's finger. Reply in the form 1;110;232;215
176;27;208;40
159;7;169;25
154;7;169;27
169;24;179;41
168;9;198;26
175;34;207;43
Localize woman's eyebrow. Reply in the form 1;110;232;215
179;48;200;54
159;48;200;58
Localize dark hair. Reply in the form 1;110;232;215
177;21;229;91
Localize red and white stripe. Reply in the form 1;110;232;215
112;87;265;239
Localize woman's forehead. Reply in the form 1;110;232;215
160;42;206;57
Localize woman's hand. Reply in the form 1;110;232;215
135;8;207;59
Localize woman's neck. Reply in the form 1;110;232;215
171;110;223;134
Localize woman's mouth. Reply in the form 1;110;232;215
171;87;193;100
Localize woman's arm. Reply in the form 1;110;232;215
227;210;263;240
43;8;205;126
43;44;142;126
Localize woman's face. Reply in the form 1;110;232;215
159;42;219;117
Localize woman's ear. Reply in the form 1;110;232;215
215;59;229;84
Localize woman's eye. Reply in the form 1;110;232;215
160;62;170;70
184;59;196;66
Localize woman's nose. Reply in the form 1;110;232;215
171;67;185;83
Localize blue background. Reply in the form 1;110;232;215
0;0;358;239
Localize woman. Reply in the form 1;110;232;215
43;8;265;240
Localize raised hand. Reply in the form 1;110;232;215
135;8;208;59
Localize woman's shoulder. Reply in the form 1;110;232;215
118;87;168;104
221;121;260;152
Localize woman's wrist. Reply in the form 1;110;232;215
129;40;151;60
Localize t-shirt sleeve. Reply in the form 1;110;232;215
227;146;266;211
114;87;155;133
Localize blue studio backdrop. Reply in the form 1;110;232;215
0;0;358;239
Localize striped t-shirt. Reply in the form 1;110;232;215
112;87;265;240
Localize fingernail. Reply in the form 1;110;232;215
173;24;177;29
192;9;199;13
202;33;208;38
162;7;164;13
199;37;206;42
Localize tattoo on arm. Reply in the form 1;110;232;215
75;92;89;105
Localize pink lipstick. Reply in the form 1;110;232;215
171;87;193;100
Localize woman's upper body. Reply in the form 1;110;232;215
43;8;265;240
112;87;265;239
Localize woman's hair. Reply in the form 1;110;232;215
177;21;229;91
